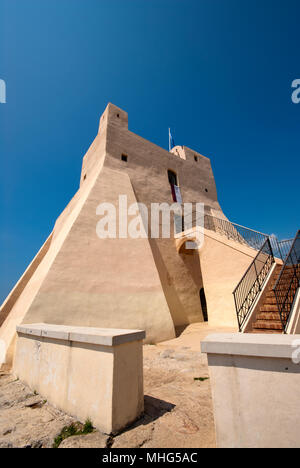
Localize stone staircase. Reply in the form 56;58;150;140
251;264;295;333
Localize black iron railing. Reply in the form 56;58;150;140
204;214;268;251
179;211;268;252
233;238;275;331
262;236;294;262
273;230;300;332
276;238;294;262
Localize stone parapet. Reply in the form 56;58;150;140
14;324;145;434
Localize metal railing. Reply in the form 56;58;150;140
233;238;275;331
179;210;269;252
273;230;300;332
276;238;294;262
204;214;268;251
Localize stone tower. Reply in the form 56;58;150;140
1;103;256;368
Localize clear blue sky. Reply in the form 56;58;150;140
0;0;299;302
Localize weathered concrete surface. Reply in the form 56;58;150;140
202;332;300;448
14;325;144;435
0;324;234;448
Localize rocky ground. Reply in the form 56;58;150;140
0;324;235;448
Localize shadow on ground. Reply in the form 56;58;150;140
116;394;175;437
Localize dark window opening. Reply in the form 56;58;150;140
83;174;86;180
117;113;120;118
205;188;208;192
121;154;128;162
200;288;208;322
168;170;180;202
168;169;177;186
194;156;198;162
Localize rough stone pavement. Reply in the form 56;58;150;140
0;373;75;448
0;324;235;448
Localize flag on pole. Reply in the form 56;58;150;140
168;128;175;151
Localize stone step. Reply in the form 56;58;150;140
260;304;279;313
248;328;282;334
273;277;296;284
246;262;295;335
264;297;277;305
253;320;283;330
271;275;295;284
272;274;296;282
256;312;281;321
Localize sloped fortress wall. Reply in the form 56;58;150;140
23;165;175;343
1;102;241;367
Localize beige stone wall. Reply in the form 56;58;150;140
202;333;300;448
199;230;262;327
176;226;260;328
13;324;144;434
0;233;53;327
24;167;175;343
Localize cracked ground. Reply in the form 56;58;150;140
0;324;234;448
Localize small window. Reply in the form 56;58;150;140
194;155;198;162
121;154;128;162
117;113;120;118
205;188;208;192
83;174;86;180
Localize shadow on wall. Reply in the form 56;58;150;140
148;236;207;332
148;237;190;327
179;242;206;321
175;324;189;337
